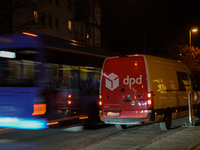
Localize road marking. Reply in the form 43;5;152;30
62;125;84;132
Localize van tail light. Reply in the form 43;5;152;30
99;94;102;100
68;100;72;105
147;100;152;105
68;94;72;98
147;92;154;107
147;92;152;98
32;104;46;116
99;101;102;106
99;94;102;108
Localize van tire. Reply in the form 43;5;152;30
159;109;171;130
115;124;127;130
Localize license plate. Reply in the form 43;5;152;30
106;112;120;116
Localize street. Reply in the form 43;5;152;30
0;117;200;150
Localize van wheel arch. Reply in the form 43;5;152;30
159;108;172;130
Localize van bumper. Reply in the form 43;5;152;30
101;118;152;125
100;112;154;125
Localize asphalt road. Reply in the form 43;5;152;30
0;117;200;150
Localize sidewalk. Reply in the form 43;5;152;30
141;125;200;150
84;118;200;150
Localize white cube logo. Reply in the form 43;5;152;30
106;73;119;91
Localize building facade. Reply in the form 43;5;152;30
0;0;101;47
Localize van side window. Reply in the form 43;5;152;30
177;72;189;91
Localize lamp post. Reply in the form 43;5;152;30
186;28;197;127
189;28;198;61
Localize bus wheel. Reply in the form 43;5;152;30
159;109;171;130
115;124;127;130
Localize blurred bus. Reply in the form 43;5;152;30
0;32;118;129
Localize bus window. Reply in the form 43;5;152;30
71;70;80;89
0;59;37;87
79;67;101;96
62;65;71;88
44;64;80;90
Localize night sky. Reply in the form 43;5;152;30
102;0;200;57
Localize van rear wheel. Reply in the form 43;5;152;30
159;109;171;130
115;124;127;130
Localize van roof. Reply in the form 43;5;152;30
106;54;186;66
104;54;191;74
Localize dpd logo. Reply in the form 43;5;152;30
105;73;143;91
105;73;119;91
123;75;142;87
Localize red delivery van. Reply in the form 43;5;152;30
99;54;200;130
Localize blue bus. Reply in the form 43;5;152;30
0;32;118;129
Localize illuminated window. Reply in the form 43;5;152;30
34;10;38;22
68;20;72;31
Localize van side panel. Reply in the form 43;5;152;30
144;55;197;122
145;56;179;122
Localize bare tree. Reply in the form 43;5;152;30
0;0;43;34
74;0;101;30
164;33;200;83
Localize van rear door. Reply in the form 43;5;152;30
101;57;123;113
101;56;148;118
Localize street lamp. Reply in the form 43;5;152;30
189;28;198;61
